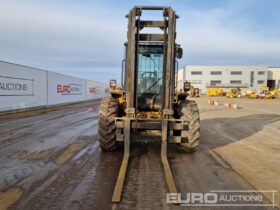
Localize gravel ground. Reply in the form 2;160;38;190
0;97;279;210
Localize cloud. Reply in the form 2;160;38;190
0;1;126;81
0;0;279;82
176;1;280;66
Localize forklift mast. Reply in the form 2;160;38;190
124;6;182;116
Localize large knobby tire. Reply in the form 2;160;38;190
98;97;118;151
177;100;200;153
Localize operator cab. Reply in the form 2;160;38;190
122;42;182;112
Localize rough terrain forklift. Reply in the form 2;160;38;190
226;88;241;98
189;86;200;98
98;6;200;202
259;86;276;99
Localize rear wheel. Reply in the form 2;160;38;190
98;97;118;151
177;100;200;152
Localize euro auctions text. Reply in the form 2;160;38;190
167;190;277;207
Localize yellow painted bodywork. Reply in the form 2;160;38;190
110;89;124;95
137;111;161;119
245;92;258;99
208;88;223;97
118;97;124;105
259;86;276;99
261;86;269;92
226;90;237;98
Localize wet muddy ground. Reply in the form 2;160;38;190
0;97;279;210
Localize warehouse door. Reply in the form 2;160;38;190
267;80;275;89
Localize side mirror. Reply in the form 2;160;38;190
183;81;191;92
176;47;183;59
109;79;117;89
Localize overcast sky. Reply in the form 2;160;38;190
0;0;280;82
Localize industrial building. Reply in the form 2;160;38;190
177;66;280;93
267;67;280;89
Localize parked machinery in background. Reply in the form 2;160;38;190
275;87;280;99
258;86;276;99
183;82;199;97
109;79;117;90
189;86;200;98
109;79;124;98
244;90;258;99
208;88;223;97
183;81;191;92
226;88;241;98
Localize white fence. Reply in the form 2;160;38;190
47;72;87;105
0;61;108;112
86;80;108;100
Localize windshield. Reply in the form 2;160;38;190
137;44;163;111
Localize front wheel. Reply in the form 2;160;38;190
98;97;118;151
177;100;200;153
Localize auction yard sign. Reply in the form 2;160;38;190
0;76;34;96
0;62;48;112
86;80;108;100
47;72;86;105
57;84;82;95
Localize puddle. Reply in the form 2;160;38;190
55;143;85;164
0;187;23;210
28;149;54;160
9;149;54;160
9;151;28;159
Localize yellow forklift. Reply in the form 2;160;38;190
98;6;200;202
